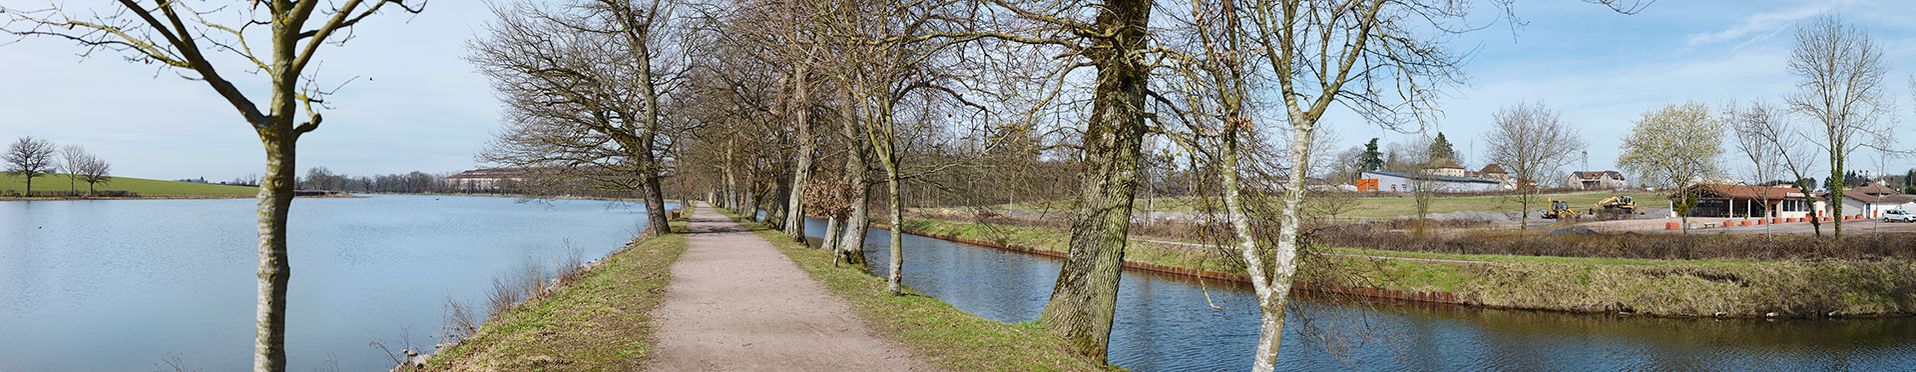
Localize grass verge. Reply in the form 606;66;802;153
720;210;1113;371
424;224;688;371
900;216;1916;318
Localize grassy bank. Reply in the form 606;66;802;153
424;226;688;370
0;173;255;198
723;211;1111;371
899;217;1916;318
951;190;1663;220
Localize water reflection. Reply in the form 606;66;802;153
806;218;1916;371
0;195;657;371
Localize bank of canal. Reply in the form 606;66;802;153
806;218;1916;370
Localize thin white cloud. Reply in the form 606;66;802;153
1685;0;1848;47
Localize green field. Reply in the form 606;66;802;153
960;190;1668;220
895;215;1916;318
0;173;256;198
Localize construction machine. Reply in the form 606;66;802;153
1589;195;1640;220
1542;199;1578;220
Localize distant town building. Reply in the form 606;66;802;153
1356;170;1502;193
1568;170;1627;190
1422;158;1467;178
447;168;525;192
1475;163;1509;180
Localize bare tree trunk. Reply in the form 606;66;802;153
825;215;842;249
722;140;739;211
836;89;872;266
638;129;673;234
838;171;872;266
1038;0;1150;360
253;133;296;372
884;167;904;294
783;63;814;240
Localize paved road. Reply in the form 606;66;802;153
645;204;929;371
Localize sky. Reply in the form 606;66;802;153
1338;0;1916;179
1;0;1914;181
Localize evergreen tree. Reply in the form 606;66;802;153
1360;138;1385;171
1427;132;1457;162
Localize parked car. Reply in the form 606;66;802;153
1883;209;1916;223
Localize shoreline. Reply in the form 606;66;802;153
878;217;1916;319
0;191;364;201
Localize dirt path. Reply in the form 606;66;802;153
645;204;930;371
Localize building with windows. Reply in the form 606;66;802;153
1568;170;1627;190
1836;182;1915;218
1673;184;1820;219
446;168;525;193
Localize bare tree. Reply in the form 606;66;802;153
1787;16;1896;237
60;144;87;194
1730;100;1824;235
1619;102;1723;232
77;153;112;196
1484;102;1586;229
470;0;684;235
1;1;425;369
1723;101;1785;226
5;136;57;197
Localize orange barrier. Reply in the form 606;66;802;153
1665;221;1681;230
1755;219;1766;225
1741;220;1753;226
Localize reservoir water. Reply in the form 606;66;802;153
0;195;656;371
806;218;1916;371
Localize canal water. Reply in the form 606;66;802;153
806;219;1916;371
0;195;659;371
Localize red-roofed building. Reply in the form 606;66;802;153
1674;184;1821;219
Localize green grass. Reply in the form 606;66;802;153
722;210;1113;371
424;225;688;371
897;217;1234;274
1331;190;1666;219
957;190;1666;220
898;215;1916;318
0;173;255;197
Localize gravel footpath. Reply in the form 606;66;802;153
645;204;931;371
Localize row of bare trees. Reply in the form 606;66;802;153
661;0;1649;370
0;0;1672;371
5;136;113;197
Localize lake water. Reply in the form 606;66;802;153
0;195;657;371
806;218;1916;371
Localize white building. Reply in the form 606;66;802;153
1837;183;1915;218
1568;170;1627;190
1357;170;1503;193
447;168;525;192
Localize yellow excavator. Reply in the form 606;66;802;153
1590;195;1640;220
1543;196;1641;221
1542;200;1577;220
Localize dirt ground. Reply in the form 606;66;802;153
1576;216;1916;234
645;205;931;371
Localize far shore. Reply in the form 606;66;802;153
0;191;361;202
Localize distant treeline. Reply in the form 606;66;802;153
295;167;455;194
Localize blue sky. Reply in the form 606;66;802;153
1347;0;1916;178
1;0;1913;181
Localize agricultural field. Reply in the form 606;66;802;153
0;173;256;198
